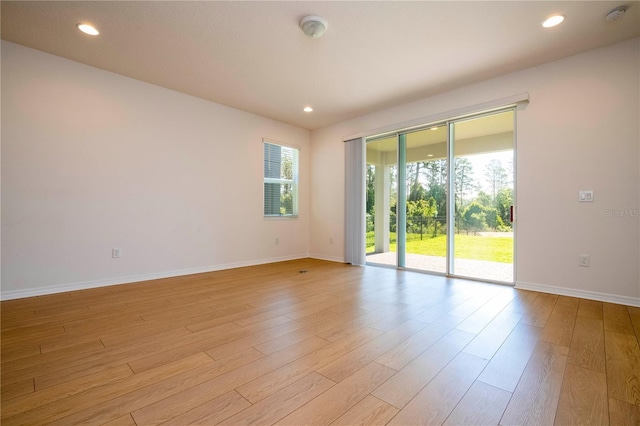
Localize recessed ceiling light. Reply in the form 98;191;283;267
430;126;438;131
303;106;313;113
77;23;99;36
427;154;434;157
542;14;565;28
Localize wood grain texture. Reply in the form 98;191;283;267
500;341;569;425
1;378;34;403
455;288;516;334
235;326;381;403
556;296;579;308
332;395;399;426
372;329;475;408
1;364;133;418
219;372;335;425
462;308;522;360
388;352;487;425
540;302;578;347
554;364;609;425
159;390;251;426
375;314;462;370
2;339;106;380
477;322;542;392
2;352;215;426
503;289;539;314
0;341;41;362
577;299;603;320
443;381;512;426
1;259;637;425
608;397;640;426
520;293;558;327
603;302;636;336
100;414;137;426
567;315;606;373
274;362;395;425
130;337;327;426
629;306;640;345
604;330;640;406
317;319;427;383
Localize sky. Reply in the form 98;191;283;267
461;150;514;195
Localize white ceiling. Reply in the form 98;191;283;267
2;1;639;130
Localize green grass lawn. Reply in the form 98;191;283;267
367;233;513;263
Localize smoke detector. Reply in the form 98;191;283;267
300;15;328;38
605;6;627;22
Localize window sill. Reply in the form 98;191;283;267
264;215;299;220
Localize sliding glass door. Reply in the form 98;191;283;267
451;111;514;282
365;136;398;266
403;126;448;273
365;109;514;283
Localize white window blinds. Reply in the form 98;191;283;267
264;141;299;217
345;137;366;265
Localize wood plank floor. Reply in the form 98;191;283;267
2;259;639;425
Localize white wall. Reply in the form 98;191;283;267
310;38;640;305
3;38;639;304
1;41;311;299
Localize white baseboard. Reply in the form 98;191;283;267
0;254;308;301
7;260;635;308
308;253;346;263
516;281;640;307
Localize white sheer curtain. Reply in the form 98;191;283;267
344;137;366;265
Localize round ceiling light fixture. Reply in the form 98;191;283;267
77;23;99;35
303;106;314;112
299;15;328;38
605;6;627;22
542;14;565;28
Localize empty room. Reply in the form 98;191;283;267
1;1;639;425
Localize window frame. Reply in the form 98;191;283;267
263;139;300;219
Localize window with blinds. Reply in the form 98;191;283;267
264;141;299;217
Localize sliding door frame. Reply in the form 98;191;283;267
364;104;519;285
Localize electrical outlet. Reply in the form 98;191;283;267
112;248;122;258
579;254;590;267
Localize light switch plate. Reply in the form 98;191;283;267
579;254;590;267
578;190;593;202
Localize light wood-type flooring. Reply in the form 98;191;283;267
2;258;639;425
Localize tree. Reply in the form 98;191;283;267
484;207;499;230
406;198;437;239
425;159;447;187
407;198;436;218
279;154;293;215
462;202;488;234
468;190;504;230
366;165;375;216
420;159;448;236
408;181;428;202
475;191;492;208
455;157;476;207
484;159;509;200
